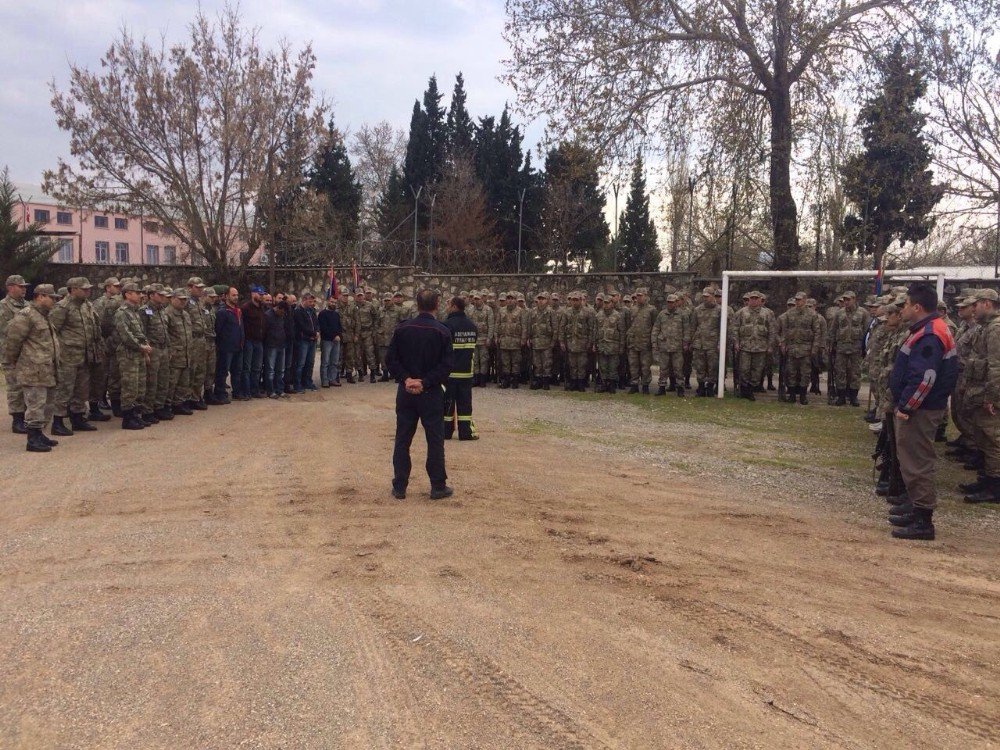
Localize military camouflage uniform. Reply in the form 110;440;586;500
202;295;218;397
164;300;193;407
114;299;149;413
339;297;360;379
594;305;625;393
691;300;722;394
651;301;691;393
140;295;170;416
527;300;558;384
496;300;527;386
732;298;776;396
186;294;208;402
626;296;657;390
560;296;594;389
830;302;869;399
356;296;380;379
776;303;822;399
468;296;495;385
49;289;99;422
0;289;28;417
3;300;60;430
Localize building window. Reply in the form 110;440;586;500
55;239;73;263
34;209;50;224
115;242;129;264
163;245;177;264
56;211;73;226
114;217;128;231
94;215;109;229
145;244;159;264
95;241;109;263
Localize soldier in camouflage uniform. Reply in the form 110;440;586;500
732;290;775;400
164;287;194;416
377;293;397;380
48;277;100;436
961;289;1000;503
98;277;127;415
202;287;220;403
550;292;565;384
468;291;495;387
113;282;152;430
560;291;594;392
806;298;827;395
1;274;29;434
679;291;696;389
140;286;172;423
651;293;691;397
691;288;722;397
88;277;119;413
3;284;62;451
338;293;359;382
829;290;870;406
947;296;979;454
595;295;625;394
527;291;558;390
355;288;380;383
497;292;527;389
626;287;656;394
184;277;208;409
776;291;822;405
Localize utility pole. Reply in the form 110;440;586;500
686;175;696;270
410;185;422;267
995;177;1000;279
517;188;526;273
612;183;620;272
726;180;737;272
814;202;823;271
428;192;436;273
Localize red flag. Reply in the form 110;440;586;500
326;264;338;300
351;259;359;292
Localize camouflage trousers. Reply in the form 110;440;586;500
566;351;588;380
107;348;121;399
168;365;190;406
656;350;684;386
141;348;170;412
360;334;377;371
118;349;147;411
951;387;974;445
341;339;358;372
628;347;652;386
204;340;217;392
835;351;862;391
597;354;619;382
785;355;810;389
3;365;25;414
53;359;90;417
379;345;390;372
88;360;106;402
475;344;491;376
531;348;553;377
499;348;520;376
692;347;719;382
187;339;206;400
22;385;55;430
738;350;767;386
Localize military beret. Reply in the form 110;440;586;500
56;287;68;298
666;293;680;303
33;283;56;296
794;291;807;300
973;288;999;302
121;282;141;293
173;287;190;300
5;274;27;286
103;277;121;287
187;276;205;288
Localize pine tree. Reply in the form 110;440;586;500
0;169;55;282
374;166;412;254
618;154;660;272
446;72;474;156
309;119;362;248
841;44;945;270
539;142;609;271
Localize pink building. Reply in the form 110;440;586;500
13;183;257;266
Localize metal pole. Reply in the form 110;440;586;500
517;188;526;273
410;185;422;267
716;272;729;398
995;177;1000;278
814;202;822;271
687;176;696;270
936;274;945;303
428;192;436;273
612;183;619;272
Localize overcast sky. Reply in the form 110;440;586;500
0;0;544;185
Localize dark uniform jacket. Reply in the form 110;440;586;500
386;312;453;390
445;311;478;379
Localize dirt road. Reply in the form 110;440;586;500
1;385;997;749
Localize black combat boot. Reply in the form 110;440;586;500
891;507;935;540
346;372;356;384
88;402;112;422
676;385;685;398
140;411;157;426
172;401;194;416
875;462;891;495
888;501;915;527
542;377;550;391
70;412;97;432
628;383;639;394
849;389;860;407
958;473;987;493
934;424;947;442
668;376;676;391
964;476;1000;504
121;409;144;430
110;398;122;417
511;377;519;389
26;427;51;453
766;375;776;391
641;383;650;395
189;399;208;411
798;388;808;405
963;451;985;471
500;376;511;390
835;390;847;406
195;397;209;410
607;382;616;395
655;385;666;396
51;416;73;437
155;406;175;421
11;412;27;435
530;377;541;390
369;369;377;384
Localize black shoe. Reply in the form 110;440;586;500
766;380;776;391
945;437;965;449
11;412;27;435
641;384;650;395
835;390;847;406
204;393;224;405
798;389;808;405
391;487;406;500
676;386;685;398
430;486;454;500
70;412;98;432
139;411;157;426
511;379;519;389
530;378;541;390
655;386;666;396
459;434;480;441
110;398;122;418
963;454;985;471
628;384;639;394
964;476;1000;504
122;409;145;431
195;399;209;410
173;402;194;416
500;378;510;390
26;427;51;452
891;508;935;540
889;510;915;527
51;417;73;437
849;389;860;407
155;407;175;421
88;403;112;422
542;377;550;391
38;430;59;447
346;374;356;384
864;409;877;422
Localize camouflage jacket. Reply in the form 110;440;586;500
733;306;776;353
0;295;28;355
777;307;822;358
497;306;528;350
357;300;380;333
594;309;625;355
141;302;169;348
2;304;60;386
626;303;657;350
963;313;994;404
164;304;192;366
186;298;208;339
561;306;595;353
830;307;869;354
377;304;398;346
690;303;722;351
338;300;359;343
528;307;558;350
651;309;691;354
468;303;495;346
201;300;217;340
49;296;100;366
115;302;149;354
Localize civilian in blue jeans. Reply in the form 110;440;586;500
293;293;319;392
213;286;244;402
240;285;267;399
263;302;290;397
318;297;343;387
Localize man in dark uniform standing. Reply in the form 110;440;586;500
386;289;454;500
443;296;479;440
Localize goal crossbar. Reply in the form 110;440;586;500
715;270;952;399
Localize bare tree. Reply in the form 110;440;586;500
430;157;502;273
503;0;951;271
44;5;326;279
350;121;408;233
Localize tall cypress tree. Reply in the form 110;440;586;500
539;142;609;271
446;72;474;156
309;118;362;246
841;44;945;270
618;154;660;272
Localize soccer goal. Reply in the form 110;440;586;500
715;270;953;399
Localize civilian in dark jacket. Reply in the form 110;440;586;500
263;304;289;397
292;293;319;392
318;299;343;387
888;284;959;541
240;286;267;398
283;294;297;393
214;287;244;401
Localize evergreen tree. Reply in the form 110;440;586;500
309;119;362;247
403;99;430;193
841;44;945;270
539;142;609;270
517;149;545;271
617;154;660;272
0;169;56;282
374;166;412;254
446;72;474;156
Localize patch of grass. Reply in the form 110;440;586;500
515;418;575;440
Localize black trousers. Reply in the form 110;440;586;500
393;385;447;491
444;377;475;439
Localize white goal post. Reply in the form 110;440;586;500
715;270;951;399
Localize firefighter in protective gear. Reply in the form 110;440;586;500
443;296;479;440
